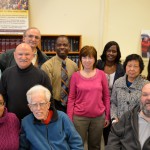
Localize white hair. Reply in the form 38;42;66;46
26;85;51;103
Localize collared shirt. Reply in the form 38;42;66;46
41;55;78;101
32;51;37;65
138;112;150;148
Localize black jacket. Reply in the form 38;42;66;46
96;60;125;83
105;105;150;150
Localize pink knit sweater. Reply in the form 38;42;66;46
0;108;20;150
67;69;110;121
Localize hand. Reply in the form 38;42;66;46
104;119;110;128
112;117;119;124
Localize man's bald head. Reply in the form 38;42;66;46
14;43;34;69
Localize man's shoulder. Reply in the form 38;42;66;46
0;49;15;58
3;65;16;73
37;48;49;59
57;110;69;120
43;56;57;64
33;66;47;74
5;49;15;54
22;113;33;124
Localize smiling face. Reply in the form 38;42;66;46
81;56;95;70
106;45;117;63
28;91;50;121
55;36;70;60
23;28;41;50
140;83;150;117
14;43;34;69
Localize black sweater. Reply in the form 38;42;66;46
0;64;52;121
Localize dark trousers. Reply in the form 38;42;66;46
103;123;111;145
54;99;67;113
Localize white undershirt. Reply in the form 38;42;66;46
32;52;37;65
105;72;115;94
138;112;150;148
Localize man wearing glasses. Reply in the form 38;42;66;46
0;27;49;72
20;85;83;150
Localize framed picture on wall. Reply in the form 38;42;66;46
0;0;29;34
141;30;150;58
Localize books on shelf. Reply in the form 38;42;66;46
0;37;22;53
41;36;80;52
68;55;79;66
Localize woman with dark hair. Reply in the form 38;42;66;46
111;54;149;123
97;41;125;145
67;45;110;150
97;41;125;94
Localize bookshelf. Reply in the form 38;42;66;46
0;34;22;53
40;35;82;67
0;34;81;67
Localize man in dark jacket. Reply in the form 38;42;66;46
19;84;83;150
0;27;49;72
105;82;150;150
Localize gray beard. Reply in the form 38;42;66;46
140;102;150;117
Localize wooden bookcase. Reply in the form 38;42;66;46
0;34;82;67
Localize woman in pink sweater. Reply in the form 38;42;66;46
67;45;110;150
0;94;20;150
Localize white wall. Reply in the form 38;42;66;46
29;0;103;53
103;0;150;76
29;0;150;76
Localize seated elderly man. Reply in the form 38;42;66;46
105;82;150;150
19;85;83;150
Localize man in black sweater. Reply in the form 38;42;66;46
0;43;53;121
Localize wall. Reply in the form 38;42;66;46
103;0;150;75
29;0;103;53
29;0;150;76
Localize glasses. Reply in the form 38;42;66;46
0;102;4;107
29;102;48;109
25;34;40;40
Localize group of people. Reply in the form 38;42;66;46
0;26;149;150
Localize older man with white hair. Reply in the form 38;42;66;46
19;85;83;150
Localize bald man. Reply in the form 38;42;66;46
0;43;52;121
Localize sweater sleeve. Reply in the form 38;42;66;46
101;71;110;120
41;61;53;84
67;73;77;121
110;81;118;119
